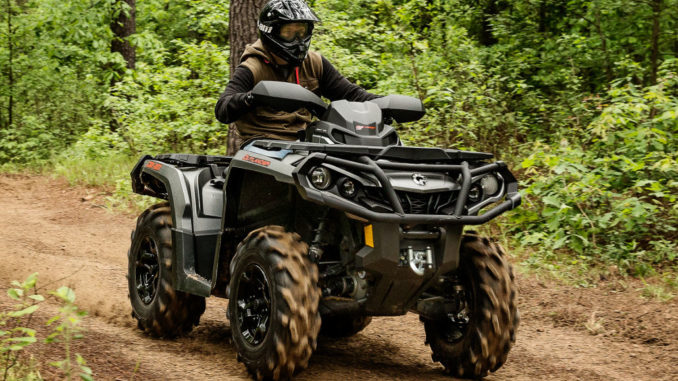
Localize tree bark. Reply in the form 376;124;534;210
649;0;662;85
226;0;267;155
111;0;136;71
593;6;613;84
6;0;13;129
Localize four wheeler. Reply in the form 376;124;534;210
127;81;521;380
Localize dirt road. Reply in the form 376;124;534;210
0;174;676;380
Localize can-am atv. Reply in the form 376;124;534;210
128;81;521;380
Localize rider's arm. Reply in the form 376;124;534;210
215;66;255;124
319;56;380;102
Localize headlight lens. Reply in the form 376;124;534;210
310;167;332;190
480;175;500;196
339;178;358;198
468;184;482;203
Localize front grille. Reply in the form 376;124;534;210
398;191;456;214
359;188;458;215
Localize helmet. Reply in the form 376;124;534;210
258;0;321;66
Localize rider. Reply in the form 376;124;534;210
215;0;379;142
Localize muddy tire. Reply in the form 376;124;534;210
128;203;206;337
320;315;372;338
423;233;519;378
228;226;321;381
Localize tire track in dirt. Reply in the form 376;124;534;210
0;174;676;380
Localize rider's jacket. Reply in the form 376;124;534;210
215;39;379;142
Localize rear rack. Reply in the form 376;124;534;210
293;152;521;225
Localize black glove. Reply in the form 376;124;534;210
243;92;255;107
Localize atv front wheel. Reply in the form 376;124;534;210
128;203;206;337
423;233;519;378
320;314;372;338
228;226;321;381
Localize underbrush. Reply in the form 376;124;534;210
51;152;156;214
0;274;91;380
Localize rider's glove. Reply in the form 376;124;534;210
244;92;255;107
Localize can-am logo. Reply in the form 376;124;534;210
412;173;427;186
242;154;271;167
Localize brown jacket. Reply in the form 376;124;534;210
235;40;323;141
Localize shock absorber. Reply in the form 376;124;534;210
308;214;330;263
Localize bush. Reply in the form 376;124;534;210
1;273;91;380
511;61;678;276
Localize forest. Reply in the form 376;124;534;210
0;0;676;287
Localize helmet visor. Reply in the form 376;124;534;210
278;22;311;42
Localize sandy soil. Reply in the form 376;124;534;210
0;174;676;380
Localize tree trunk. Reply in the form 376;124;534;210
6;0;13;129
226;0;267;155
111;0;136;72
649;0;662;85
538;0;547;34
594;6;613;84
478;0;499;46
109;0;136;133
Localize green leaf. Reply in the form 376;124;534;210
28;294;45;302
521;156;536;168
552;236;569;250
7;288;22;300
23;273;39;289
46;315;61;326
7;305;39;318
52;286;76;303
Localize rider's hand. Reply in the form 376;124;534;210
244;92;255;107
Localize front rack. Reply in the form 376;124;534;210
252;140;494;161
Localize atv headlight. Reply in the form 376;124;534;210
480;175;500;197
468;184;482;203
339;178;358;198
310;167;332;190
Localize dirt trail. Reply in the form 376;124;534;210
0;174;676;380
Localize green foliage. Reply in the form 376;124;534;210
513;61;678;276
0;0;122;164
1;273;89;380
106;39;230;155
1;0;677;283
46;287;91;381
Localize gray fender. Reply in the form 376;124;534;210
137;159;212;296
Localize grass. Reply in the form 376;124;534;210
52;153;138;189
51;153;157;214
640;280;675;302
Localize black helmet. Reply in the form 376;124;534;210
258;0;321;66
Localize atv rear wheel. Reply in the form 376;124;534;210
128;203;206;337
320;314;372;338
423;233;519;378
228;226;321;381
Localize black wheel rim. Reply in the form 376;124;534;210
235;263;271;347
135;236;160;305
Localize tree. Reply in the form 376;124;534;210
649;0;663;85
226;0;267;155
3;0;17;129
111;0;136;71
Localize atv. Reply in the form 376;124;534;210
127;81;521;380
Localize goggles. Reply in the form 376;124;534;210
278;22;311;42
